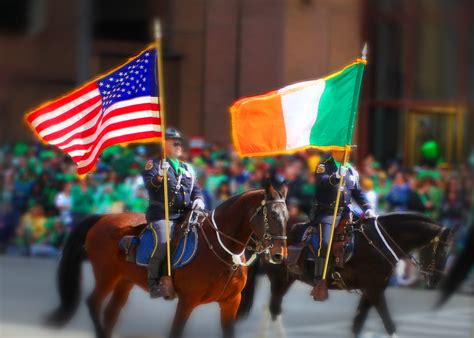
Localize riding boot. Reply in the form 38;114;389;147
157;258;176;300
311;257;328;301
148;255;162;298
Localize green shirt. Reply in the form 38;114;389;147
71;185;95;214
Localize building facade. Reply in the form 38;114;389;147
1;0;472;165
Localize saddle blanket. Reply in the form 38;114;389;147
118;225;198;269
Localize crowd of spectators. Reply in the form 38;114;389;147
0;141;472;264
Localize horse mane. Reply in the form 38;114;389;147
215;189;263;211
379;211;434;223
377;211;440;233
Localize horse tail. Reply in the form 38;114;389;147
45;214;103;327
237;257;261;320
437;224;474;308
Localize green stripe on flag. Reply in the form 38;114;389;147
309;62;365;147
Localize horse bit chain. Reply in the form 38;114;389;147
249;199;287;256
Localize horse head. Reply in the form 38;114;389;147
249;174;288;264
419;227;452;289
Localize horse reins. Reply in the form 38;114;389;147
195;198;287;270
357;217;448;276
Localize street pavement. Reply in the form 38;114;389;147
0;256;473;338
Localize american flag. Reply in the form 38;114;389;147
26;47;161;175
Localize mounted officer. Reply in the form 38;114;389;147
142;127;205;299
309;151;376;300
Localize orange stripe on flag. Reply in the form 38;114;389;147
230;91;287;155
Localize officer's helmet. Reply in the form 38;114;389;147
165;127;183;140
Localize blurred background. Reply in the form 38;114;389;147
0;0;473;337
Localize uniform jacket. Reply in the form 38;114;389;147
142;159;204;222
313;157;371;214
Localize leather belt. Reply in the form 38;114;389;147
149;200;186;214
313;202;344;214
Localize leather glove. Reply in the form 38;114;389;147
335;165;348;179
158;160;170;176
192;198;205;210
364;209;377;219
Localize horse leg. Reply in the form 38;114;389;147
169;299;196;338
269;274;294;320
257;266;294;338
87;275;118;338
219;294;241;338
269;274;294;338
373;292;397;337
103;278;133;338
352;295;372;338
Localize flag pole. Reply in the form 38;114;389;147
321;43;367;282
154;19;172;277
321;145;350;281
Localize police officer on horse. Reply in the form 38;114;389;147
142;127;205;299
309;151;376;299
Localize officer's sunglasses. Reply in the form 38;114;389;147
173;142;183;147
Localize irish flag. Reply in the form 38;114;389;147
230;59;366;157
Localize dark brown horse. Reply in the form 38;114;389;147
45;182;288;338
238;212;452;338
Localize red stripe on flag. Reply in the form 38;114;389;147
41;106;103;143
62;116;161;154
26;83;98;123
76;130;161;175
49;102;160;147
34;95;102;134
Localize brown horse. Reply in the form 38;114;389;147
46;182;288;338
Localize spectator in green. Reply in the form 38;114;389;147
128;186;148;212
71;178;95;227
94;172;121;214
417;174;443;219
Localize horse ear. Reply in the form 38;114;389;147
264;170;288;198
263;176;273;195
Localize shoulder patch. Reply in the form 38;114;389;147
144;160;154;170
316;164;325;173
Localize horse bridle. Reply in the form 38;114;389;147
417;228;450;277
249;198;287;254
195;198;287;270
359;219;449;277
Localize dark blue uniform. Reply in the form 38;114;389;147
142;157;205;295
142;159;204;222
311;157;371;258
313;157;371;216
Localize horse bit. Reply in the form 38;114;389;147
189;198;287;270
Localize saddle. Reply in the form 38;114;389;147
287;217;355;276
118;211;204;269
